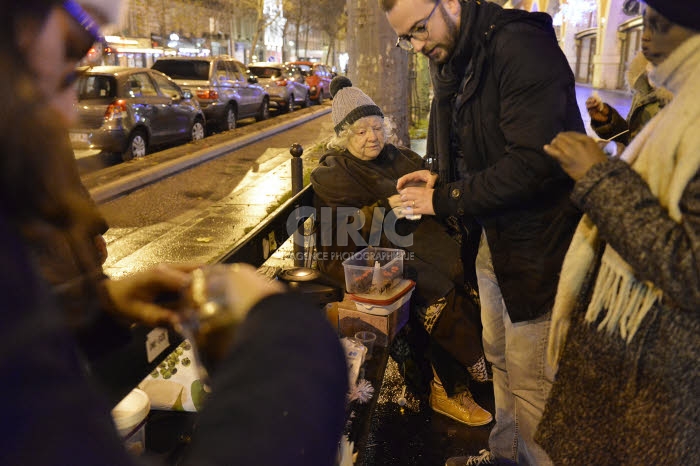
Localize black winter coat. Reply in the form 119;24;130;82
429;1;584;322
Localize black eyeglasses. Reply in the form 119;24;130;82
395;0;442;51
62;0;102;61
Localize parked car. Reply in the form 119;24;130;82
287;61;332;104
69;66;206;162
152;56;270;132
248;62;311;113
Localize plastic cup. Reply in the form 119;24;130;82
111;388;150;456
354;331;377;360
403;209;422;221
402;180;426;221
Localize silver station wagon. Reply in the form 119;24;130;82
152;56;270;132
69;66;206;161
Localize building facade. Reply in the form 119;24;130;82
506;0;643;91
99;0;342;67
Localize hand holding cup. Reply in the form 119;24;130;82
178;263;285;375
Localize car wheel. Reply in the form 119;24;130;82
302;92;311;108
122;129;147;162
315;89;323;105
191;118;205;141
282;95;294;114
255;98;270;121
222;105;237;131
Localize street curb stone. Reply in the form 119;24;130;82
85;105;331;204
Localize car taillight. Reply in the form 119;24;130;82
196;89;218;100
104;100;127;120
275;79;288;87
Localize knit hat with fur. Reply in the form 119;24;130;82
330;76;383;134
643;0;700;31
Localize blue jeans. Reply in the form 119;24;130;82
476;233;554;466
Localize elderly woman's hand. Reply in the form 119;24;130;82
103;263;200;328
544;132;609;181
387;194;402;209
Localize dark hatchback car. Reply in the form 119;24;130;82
69;66;206;161
152;56;270;132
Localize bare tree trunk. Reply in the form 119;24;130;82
160;0;167;38
282;20;289;62
249;0;266;62
346;0;409;145
325;37;335;66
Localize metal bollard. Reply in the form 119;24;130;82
290;143;304;266
290;143;304;195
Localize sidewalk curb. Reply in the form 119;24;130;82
89;106;330;204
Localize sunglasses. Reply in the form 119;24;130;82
62;0;102;61
60;0;102;89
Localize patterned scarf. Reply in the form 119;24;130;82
548;34;700;366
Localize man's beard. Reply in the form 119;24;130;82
422;4;459;64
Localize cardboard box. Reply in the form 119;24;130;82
326;281;414;346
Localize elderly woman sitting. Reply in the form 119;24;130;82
311;77;491;427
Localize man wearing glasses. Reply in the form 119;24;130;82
381;1;585;465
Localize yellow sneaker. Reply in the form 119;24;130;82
429;381;493;426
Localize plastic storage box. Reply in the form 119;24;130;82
342;247;404;295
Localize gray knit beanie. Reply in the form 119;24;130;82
643;0;700;32
330;76;384;134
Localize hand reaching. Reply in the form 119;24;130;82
103;263;200;328
184;263;286;367
585;94;610;123
396;170;437;216
544;132;608;181
396;170;438;190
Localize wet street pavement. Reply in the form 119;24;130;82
358;357;493;465
91;106;334;278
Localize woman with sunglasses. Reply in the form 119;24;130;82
8;0;181;368
0;1;347;465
